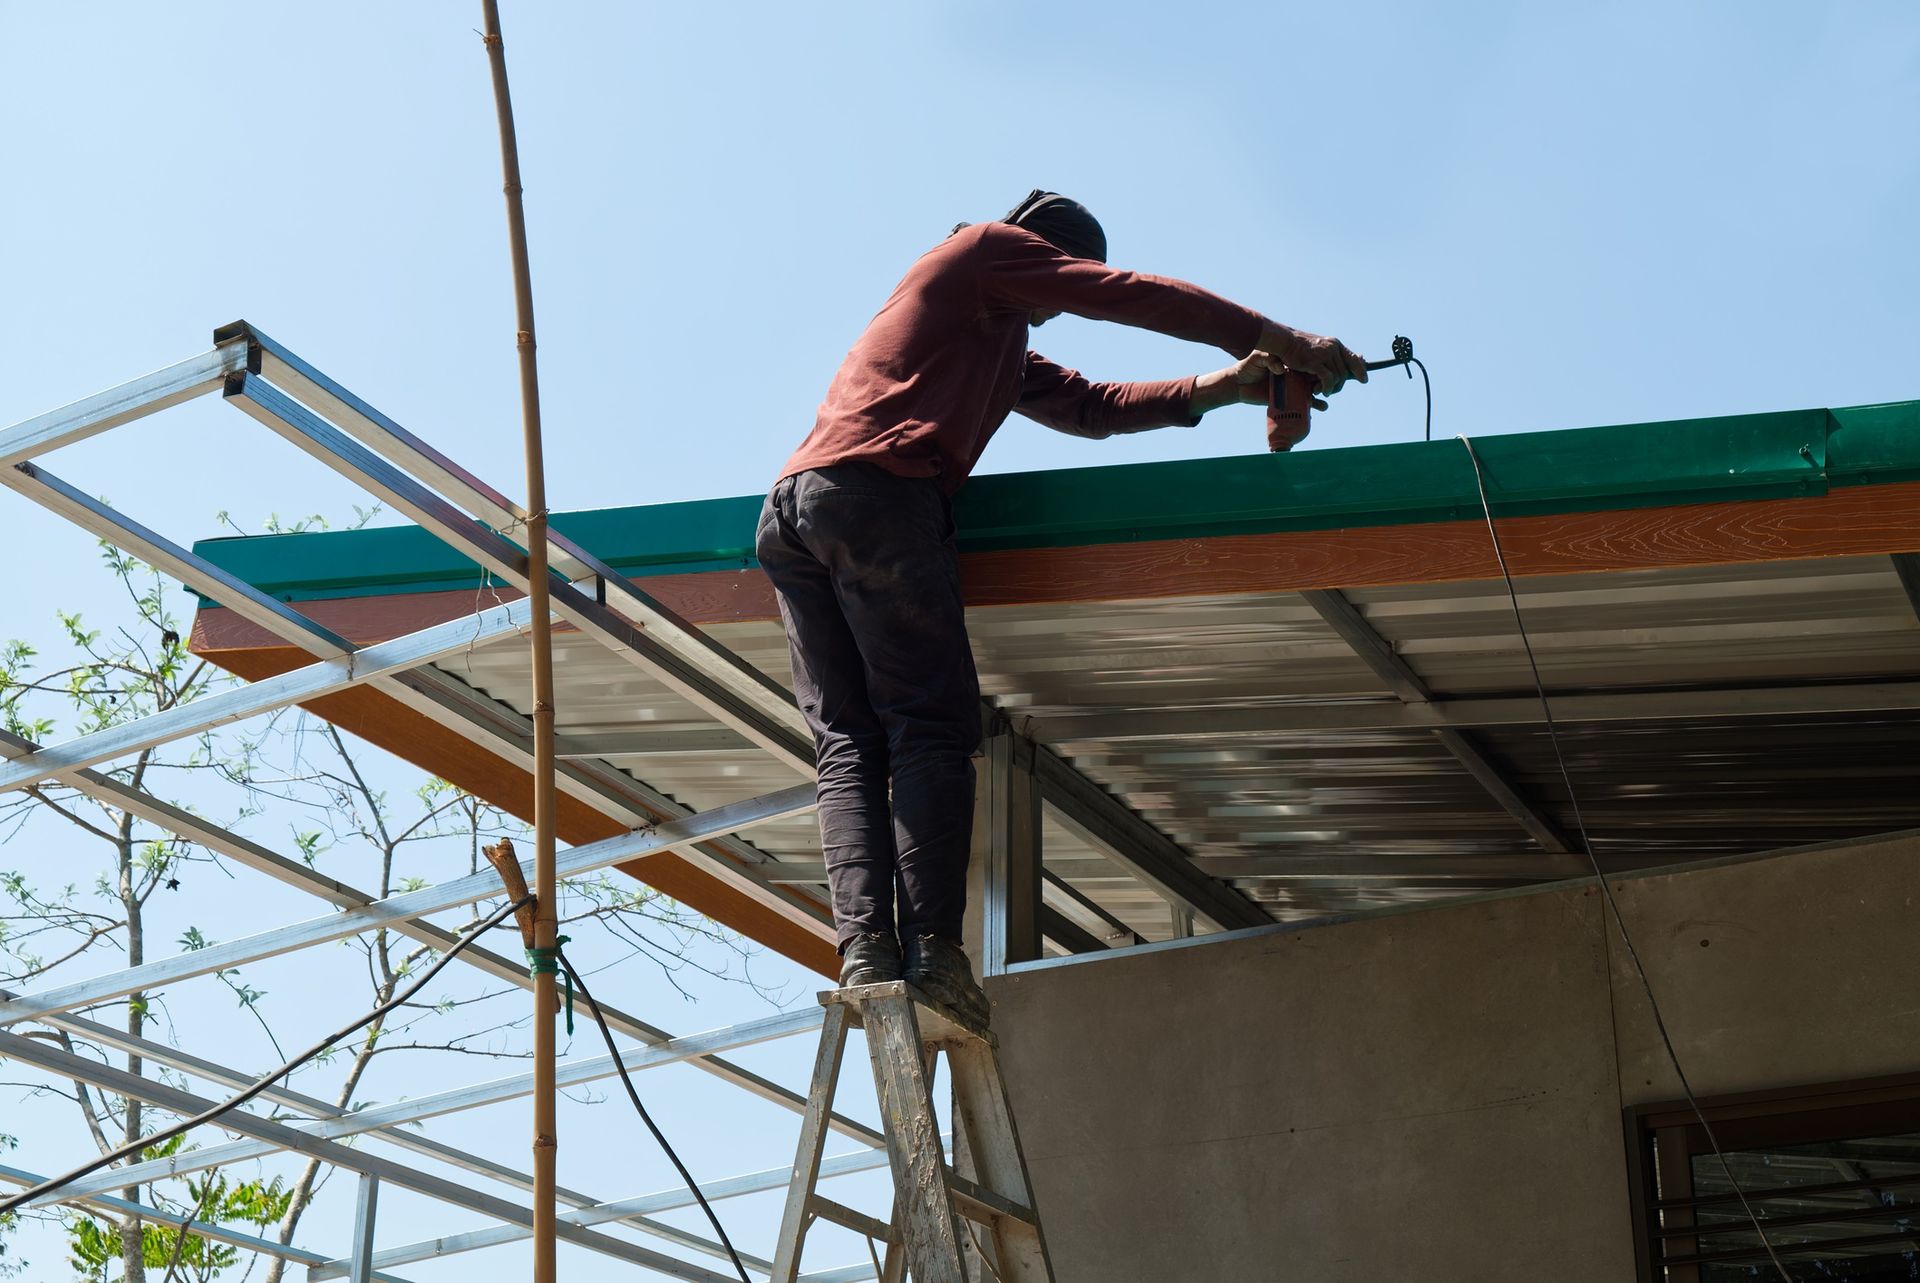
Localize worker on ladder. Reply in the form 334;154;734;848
757;191;1368;1021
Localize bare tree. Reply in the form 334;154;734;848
3;529;786;1280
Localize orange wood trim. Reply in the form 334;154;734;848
201;644;838;978
961;478;1920;609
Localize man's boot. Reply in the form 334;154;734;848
902;933;990;1027
839;932;903;988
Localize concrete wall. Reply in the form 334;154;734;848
986;831;1920;1282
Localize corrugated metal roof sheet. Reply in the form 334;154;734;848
423;551;1920;945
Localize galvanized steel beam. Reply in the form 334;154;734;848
1034;852;1681;881
0;462;828;931
1893;553;1920;624
7;342;830;933
0;598;533;795
213;322;536;555
0;1032;742;1283
222;370;816;774
1037;905;1106;955
0;1164;416;1282
1040;869;1145;947
0;782;814;1027
314;1140;912;1281
0;735;865;1147
217;323;809;751
0;346;245;469
1037;679;1920;741
1025;739;1269;932
3;460;357;658
1299;588;1574;854
38;1009;823;1204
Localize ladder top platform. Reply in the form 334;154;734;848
821;980;997;1048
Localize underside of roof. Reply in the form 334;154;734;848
187;398;1920;970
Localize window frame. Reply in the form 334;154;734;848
1625;1071;1920;1282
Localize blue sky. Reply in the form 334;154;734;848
2;2;1916;1278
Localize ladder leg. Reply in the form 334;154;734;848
863;994;970;1283
769;1003;853;1283
948;1040;1054;1282
879;1238;907;1283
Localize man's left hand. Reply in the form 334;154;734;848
1190;351;1327;416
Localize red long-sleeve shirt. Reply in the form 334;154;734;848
779;222;1268;493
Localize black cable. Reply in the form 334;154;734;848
0;894;533;1217
1411;357;1432;442
558;952;751;1283
1454;435;1792;1283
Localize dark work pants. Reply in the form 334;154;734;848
756;464;983;952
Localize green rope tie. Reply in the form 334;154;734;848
526;935;574;1036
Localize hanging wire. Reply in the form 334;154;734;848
558;951;752;1283
1454;433;1791;1283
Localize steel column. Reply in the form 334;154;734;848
347;1174;379;1283
978;733;1043;975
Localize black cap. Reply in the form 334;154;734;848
1002;190;1107;263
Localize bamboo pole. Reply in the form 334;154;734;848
477;5;560;1282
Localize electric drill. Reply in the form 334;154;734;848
1267;334;1416;451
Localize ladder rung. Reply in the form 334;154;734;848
944;1169;1037;1227
806;1193;897;1245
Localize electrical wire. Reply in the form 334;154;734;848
0;894;533;1217
1454;433;1792;1283
1411;357;1432;442
558;951;751;1283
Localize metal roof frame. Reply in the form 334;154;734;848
0;325;1263;1276
0;337;897;1280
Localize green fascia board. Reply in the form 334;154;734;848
1826;400;1920;486
189;400;1916;605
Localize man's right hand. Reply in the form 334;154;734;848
1259;323;1369;397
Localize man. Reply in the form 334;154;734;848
757;191;1367;1022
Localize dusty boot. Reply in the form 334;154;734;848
902;933;990;1027
838;932;903;988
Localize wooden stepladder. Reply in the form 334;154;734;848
769;981;1055;1283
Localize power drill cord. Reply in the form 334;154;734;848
1455;434;1790;1282
558;951;752;1283
0;894;533;1218
1363;334;1432;442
